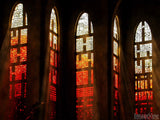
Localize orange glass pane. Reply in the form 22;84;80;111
50;32;53;47
145;80;148;89
135;92;138;101
135;81;137;90
53;35;57;50
81;54;88;68
114;73;118;88
76;54;89;69
150;79;152;88
20;46;27;62
113;56;118;72
11;30;18;46
10;48;17;63
91;53;94;67
141;80;144;89
50;50;54;66
138;81;141;90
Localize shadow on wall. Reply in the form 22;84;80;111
0;28;10;120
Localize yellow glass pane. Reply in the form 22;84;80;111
20;29;27;44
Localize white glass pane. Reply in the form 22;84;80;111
50;9;57;33
86;36;93;51
11;4;23;28
76;13;89;36
135;22;142;43
76;38;83;52
144;21;152;41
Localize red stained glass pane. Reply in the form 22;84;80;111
53;70;57;84
9;85;12;99
115;90;118;100
135;92;138;101
15;83;21;97
76;87;93;98
150;107;153;113
135;108;138;114
76;71;88;85
10;65;27;81
55;53;57;67
24;83;27;98
91;70;93;84
49;70;51;83
50;86;56;101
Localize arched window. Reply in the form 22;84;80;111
48;8;58;119
76;12;95;120
9;3;28;117
134;21;153;114
112;16;120;119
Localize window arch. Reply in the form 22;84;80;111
9;3;28;118
112;16;120;119
76;12;95;120
48;8;58;119
134;21;153;114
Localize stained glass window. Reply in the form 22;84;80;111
113;16;120;119
48;8;58;119
76;13;95;120
134;21;153;114
9;3;28;119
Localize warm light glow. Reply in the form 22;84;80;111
113;16;120;119
48;8;58;119
9;3;28;119
76;13;95;120
134;21;153;114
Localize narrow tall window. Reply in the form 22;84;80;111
48;8;58;119
9;3;28;118
134;21;153;114
76;13;95;120
112;16;120;119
